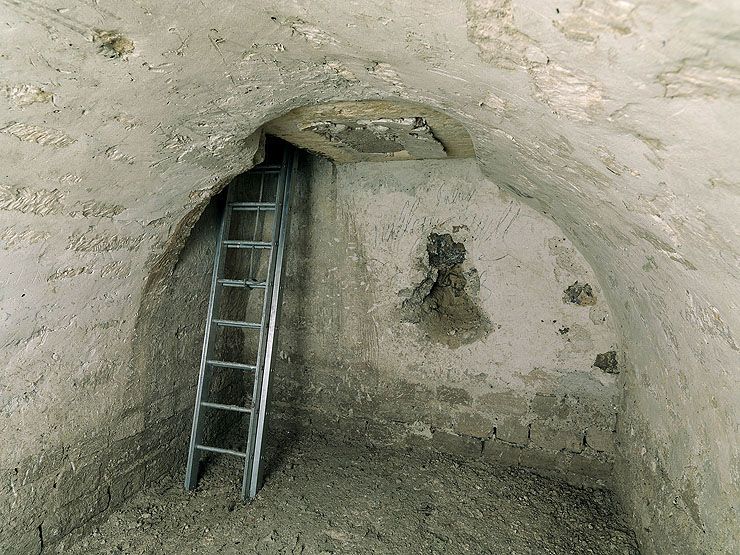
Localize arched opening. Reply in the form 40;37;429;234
115;102;636;553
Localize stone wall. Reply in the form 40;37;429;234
272;155;620;485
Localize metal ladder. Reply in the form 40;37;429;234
185;144;295;501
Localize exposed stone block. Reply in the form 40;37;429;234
476;391;529;416
110;409;146;442
482;440;522;467
529;422;584;453
519;447;567;473
453;411;494;438
585;427;615;453
569;452;613;482
436;385;472;406
531;393;571;420
101;435;145;480
431;430;482;458
493;415;530;445
9;448;64;489
363;418;396;445
375;380;437;423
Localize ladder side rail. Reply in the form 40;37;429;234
249;190;270;285
244;148;296;499
241;151;292;500
185;190;234;490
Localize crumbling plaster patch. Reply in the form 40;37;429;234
0;1;737;553
304;117;447;159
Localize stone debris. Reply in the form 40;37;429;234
593;350;619;373
93;30;135;58
563;281;597;306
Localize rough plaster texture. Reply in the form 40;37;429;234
265;101;474;162
0;1;738;554
274;156;620;484
305;117;447;159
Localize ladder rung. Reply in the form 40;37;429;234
217;278;267;289
253;164;281;171
200;401;252;414
222;240;272;249
196;444;247;458
212;319;262;329
229;202;276;210
206;359;257;371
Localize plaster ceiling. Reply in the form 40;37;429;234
264;100;475;163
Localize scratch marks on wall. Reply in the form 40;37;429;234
596;146;640;177
1;0;90;37
66;232;143;252
530;64;604;122
47;261;130;281
465;0;605;121
0;122;75;148
284;17;340;47
47;267;93;282
633;227;697;270
658;58;740;99
464;0;536;70
69;201;125;219
99;260;131;279
4;85;54;107
59;174;83;185
553;0;635;43
322;61;359;85
405;30;454;67
111;114;140;131
0;186;64;216
142;61;175;74
683;291;739;352
0;186;124;220
478;92;511;117
366;62;404;88
104;146;136;165
0;227;51;249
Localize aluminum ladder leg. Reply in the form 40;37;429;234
185;145;295;501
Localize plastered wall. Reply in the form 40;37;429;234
274;155;620;483
1;1;738;553
0;162;259;553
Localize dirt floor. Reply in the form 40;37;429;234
63;438;640;555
